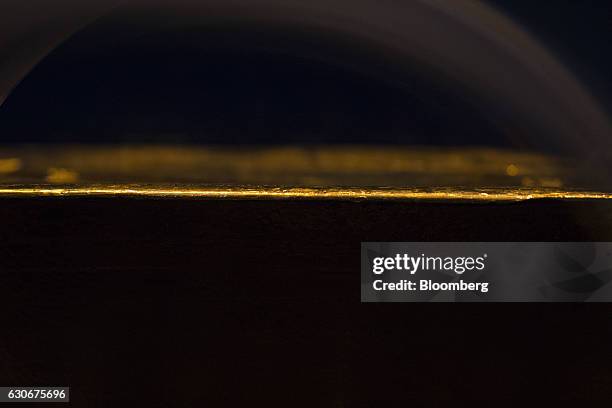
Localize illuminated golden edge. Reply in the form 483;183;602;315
0;185;611;201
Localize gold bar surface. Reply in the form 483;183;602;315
0;145;608;201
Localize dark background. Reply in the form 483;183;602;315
0;0;610;148
1;197;612;406
489;0;612;111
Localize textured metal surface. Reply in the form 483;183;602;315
0;145;608;201
1;197;612;406
1;185;612;202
